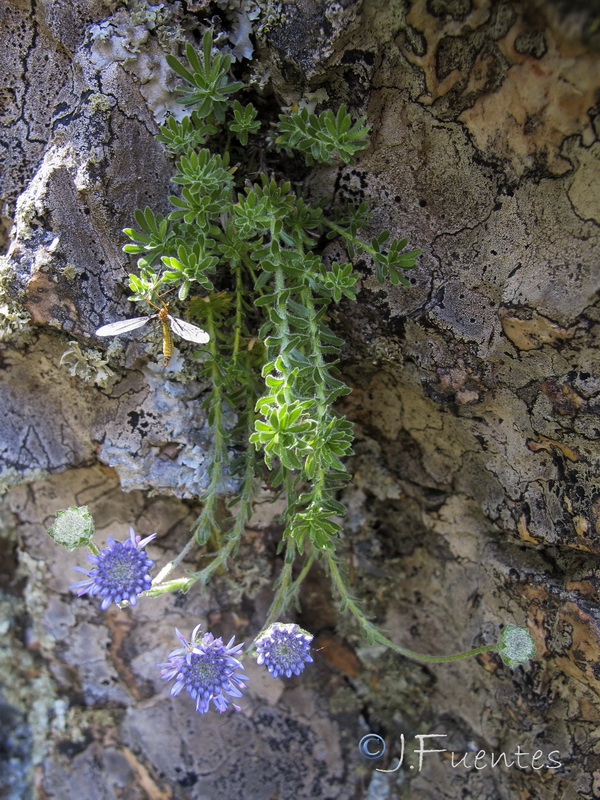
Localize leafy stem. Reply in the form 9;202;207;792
263;537;297;630
79;30;536;674
191;302;227;547
325;218;421;287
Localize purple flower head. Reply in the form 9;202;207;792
70;526;156;610
254;622;314;678
159;625;247;714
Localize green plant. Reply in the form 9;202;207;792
81;31;534;669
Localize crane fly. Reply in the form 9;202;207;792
95;300;209;366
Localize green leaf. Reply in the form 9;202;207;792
275;104;370;165
123;207;174;266
166;31;244;122
157;112;218;153
229;100;260;145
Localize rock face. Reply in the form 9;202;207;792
1;2;598;799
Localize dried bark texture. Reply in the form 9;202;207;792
1;1;599;799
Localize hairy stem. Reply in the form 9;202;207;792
326;552;496;664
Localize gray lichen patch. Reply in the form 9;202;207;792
60;340;116;387
92;364;227;498
89;8;182;122
255;0;362;80
0;292;31;345
0;325;221;501
0;334;102;476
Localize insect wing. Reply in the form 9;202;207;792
95;316;153;337
168;315;210;344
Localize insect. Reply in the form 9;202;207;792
95;299;209;366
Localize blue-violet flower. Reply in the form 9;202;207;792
70;526;156;610
159;625;247;713
255;622;314;678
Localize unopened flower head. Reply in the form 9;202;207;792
255;622;314;678
70;526;156;610
159;625;247;714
